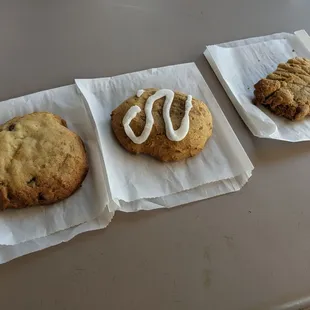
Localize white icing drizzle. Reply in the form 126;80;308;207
164;93;193;141
137;89;144;97
123;89;193;144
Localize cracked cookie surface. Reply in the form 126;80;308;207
111;88;213;162
0;112;88;210
254;57;310;121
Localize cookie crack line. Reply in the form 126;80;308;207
122;89;193;144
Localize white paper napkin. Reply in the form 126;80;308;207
204;30;310;142
76;63;254;212
0;85;110;245
0;207;114;264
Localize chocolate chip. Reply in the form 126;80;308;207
8;124;15;131
38;192;45;201
7;191;13;200
27;177;36;186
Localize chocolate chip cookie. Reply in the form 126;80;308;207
254;57;310;121
0;112;88;210
111;88;213;162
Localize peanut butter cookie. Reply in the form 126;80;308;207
254;57;310;121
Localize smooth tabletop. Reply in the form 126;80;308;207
1;1;310;309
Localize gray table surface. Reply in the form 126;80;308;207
1;1;310;309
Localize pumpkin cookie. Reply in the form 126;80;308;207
111;88;213;162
